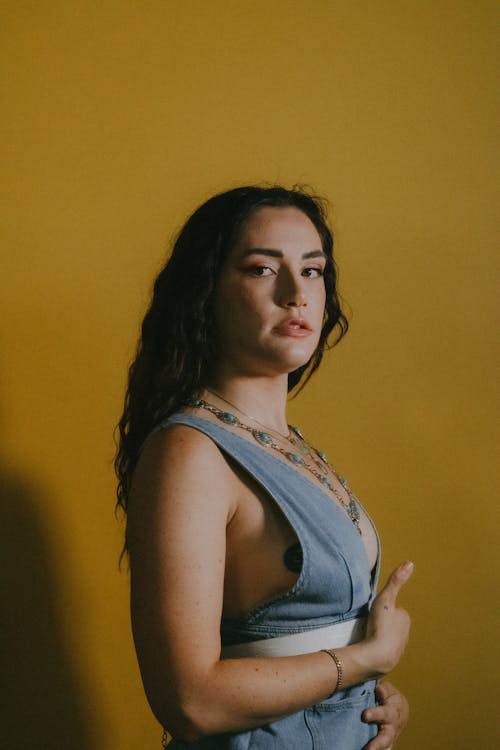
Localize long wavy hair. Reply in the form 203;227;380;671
115;185;348;519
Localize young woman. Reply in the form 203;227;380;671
116;186;412;749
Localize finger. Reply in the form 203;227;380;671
364;699;408;735
364;743;393;750
362;703;395;725
374;680;397;702
377;561;414;606
363;725;395;750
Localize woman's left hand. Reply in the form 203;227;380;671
362;681;409;750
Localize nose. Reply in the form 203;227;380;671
279;271;307;309
286;290;307;308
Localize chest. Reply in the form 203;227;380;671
222;461;378;621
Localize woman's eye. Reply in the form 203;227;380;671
249;265;274;277
302;267;324;278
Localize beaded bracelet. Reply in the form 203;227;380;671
320;648;343;691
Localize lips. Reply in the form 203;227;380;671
273;318;313;337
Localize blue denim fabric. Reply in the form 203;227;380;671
160;414;381;750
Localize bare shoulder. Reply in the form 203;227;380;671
133;423;231;480
127;424;237;552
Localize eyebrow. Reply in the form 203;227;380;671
241;248;326;260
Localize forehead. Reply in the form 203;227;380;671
233;206;323;254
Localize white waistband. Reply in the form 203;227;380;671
220;616;366;659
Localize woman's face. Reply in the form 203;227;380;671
213;206;327;380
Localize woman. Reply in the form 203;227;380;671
116;186;412;749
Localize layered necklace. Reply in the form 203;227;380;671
188;390;362;535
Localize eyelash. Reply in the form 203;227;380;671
247;266;324;278
302;267;324;278
248;265;273;277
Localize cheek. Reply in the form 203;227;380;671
214;286;262;343
238;286;264;314
224;284;265;320
313;287;326;319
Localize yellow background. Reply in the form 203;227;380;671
1;2;498;748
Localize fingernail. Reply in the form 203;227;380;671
403;561;414;573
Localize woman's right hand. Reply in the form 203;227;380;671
362;561;413;675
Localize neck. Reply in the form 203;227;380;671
204;373;290;435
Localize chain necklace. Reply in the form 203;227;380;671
207;390;341;480
188;396;362;535
206;388;292;439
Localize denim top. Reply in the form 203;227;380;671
158;413;381;648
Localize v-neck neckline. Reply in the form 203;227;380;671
168;410;381;581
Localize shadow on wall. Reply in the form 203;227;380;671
0;466;94;750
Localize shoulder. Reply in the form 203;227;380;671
128;423;238;540
136;422;232;482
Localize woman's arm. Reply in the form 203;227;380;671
127;426;412;742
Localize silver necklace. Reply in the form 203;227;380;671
205;388;291;439
189;396;362;535
208;390;339;478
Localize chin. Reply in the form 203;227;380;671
284;343;318;369
270;351;316;376
234;340;319;378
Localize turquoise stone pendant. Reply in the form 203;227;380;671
217;411;236;424
254;431;272;445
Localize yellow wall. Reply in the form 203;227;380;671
1;2;497;748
